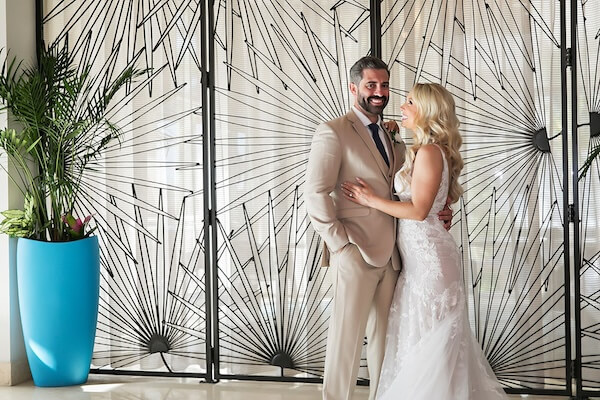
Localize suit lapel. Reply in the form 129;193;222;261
347;110;391;178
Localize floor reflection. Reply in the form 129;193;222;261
0;375;573;400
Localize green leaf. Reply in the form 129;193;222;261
25;136;41;152
0;209;25;218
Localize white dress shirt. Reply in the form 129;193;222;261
351;105;391;161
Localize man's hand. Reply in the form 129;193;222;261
438;197;454;230
383;120;399;133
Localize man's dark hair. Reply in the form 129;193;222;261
349;56;390;85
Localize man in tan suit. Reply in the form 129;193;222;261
305;56;404;400
306;57;453;400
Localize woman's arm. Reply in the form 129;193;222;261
341;144;443;221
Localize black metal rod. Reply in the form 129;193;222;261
218;374;370;386
504;388;579;396
218;374;324;384
370;0;381;58
201;0;215;384
559;0;574;398
90;369;208;380
207;0;221;383
34;0;43;65
570;0;583;396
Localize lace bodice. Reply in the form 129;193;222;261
393;144;449;217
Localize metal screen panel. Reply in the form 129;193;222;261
211;0;372;381
577;0;600;397
381;0;569;393
43;0;209;376
39;1;600;396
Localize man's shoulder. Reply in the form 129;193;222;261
318;111;354;131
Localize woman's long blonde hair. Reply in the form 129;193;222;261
403;83;464;203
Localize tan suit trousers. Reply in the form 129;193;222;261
323;243;399;400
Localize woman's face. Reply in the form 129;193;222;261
400;92;418;130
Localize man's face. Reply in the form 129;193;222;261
350;68;390;120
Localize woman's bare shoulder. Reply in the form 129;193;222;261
416;143;443;161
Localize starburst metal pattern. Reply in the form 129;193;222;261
382;0;568;392
92;195;207;373
43;0;208;375
39;0;600;395
216;189;331;378
212;0;372;380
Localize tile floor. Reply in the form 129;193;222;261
0;374;583;400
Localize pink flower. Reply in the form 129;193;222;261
62;213;95;239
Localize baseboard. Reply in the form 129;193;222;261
0;359;30;386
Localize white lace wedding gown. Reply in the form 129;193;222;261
377;146;508;400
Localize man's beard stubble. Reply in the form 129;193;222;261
358;95;388;116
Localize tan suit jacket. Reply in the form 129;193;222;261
305;109;405;269
306;109;406;400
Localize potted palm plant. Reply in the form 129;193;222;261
0;40;143;386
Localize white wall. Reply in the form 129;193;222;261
0;0;36;386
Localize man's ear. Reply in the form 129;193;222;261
349;82;357;96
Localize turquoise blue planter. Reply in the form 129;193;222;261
17;236;100;387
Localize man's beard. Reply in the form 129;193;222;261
358;95;388;115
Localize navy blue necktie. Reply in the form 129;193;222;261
368;123;389;167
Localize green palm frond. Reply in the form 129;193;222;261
0;39;145;241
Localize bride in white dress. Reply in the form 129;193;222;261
341;83;507;400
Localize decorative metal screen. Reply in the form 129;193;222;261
37;0;600;397
380;0;569;393
577;0;600;397
43;0;209;376
211;0;372;381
